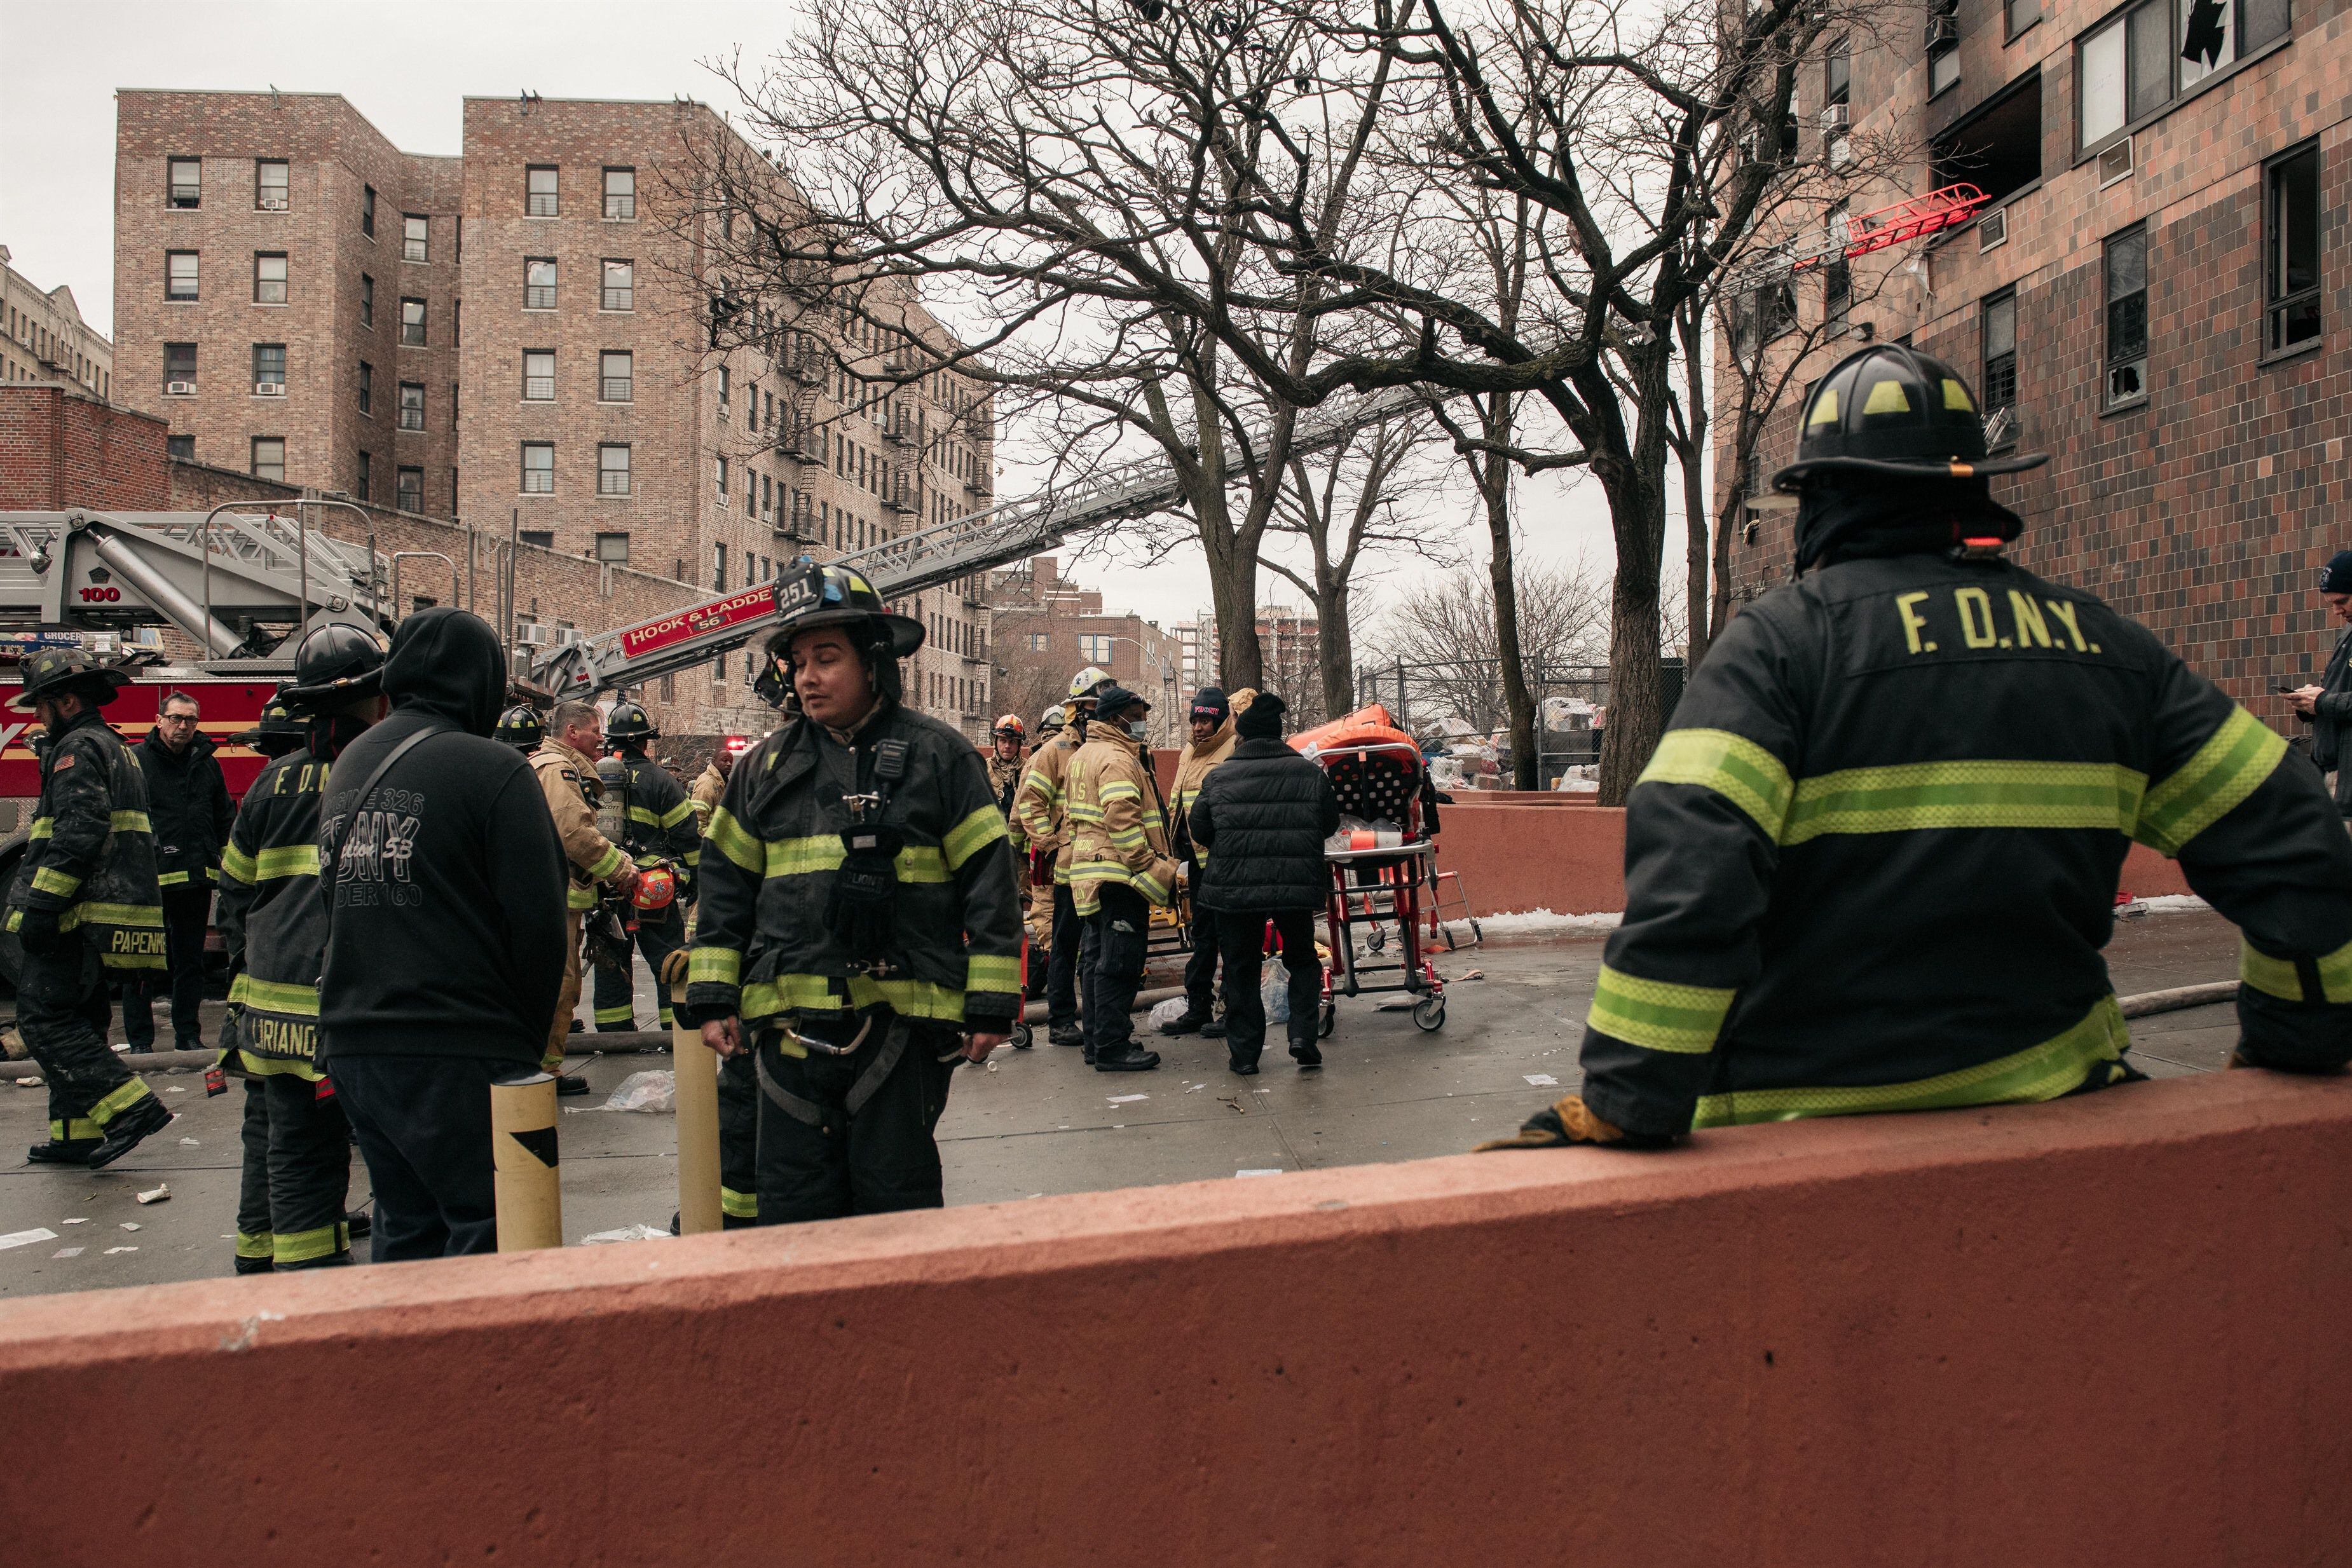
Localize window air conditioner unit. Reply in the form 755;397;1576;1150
515;622;550;647
166;380;196;396
1925;15;1959;48
2098;136;2135;187
555;627;582;646
254;381;285;396
1819;104;1849;132
1976;207;2007;250
258;196;289;212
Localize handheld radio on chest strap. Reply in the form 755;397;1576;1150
827;736;910;975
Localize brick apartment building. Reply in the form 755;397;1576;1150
1720;0;2344;719
2;244;113;398
113;90;997;740
988;556;1181;742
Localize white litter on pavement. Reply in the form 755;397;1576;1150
104;1246;138;1255
136;1185;171;1204
0;1227;60;1251
1105;1093;1149;1104
14;1076;41;1086
51;1247;83;1258
118;1222;141;1231
1524;1074;1559;1087
580;1224;671;1245
1236;1168;1283;1178
179;1137;201;1147
62;1217;86;1225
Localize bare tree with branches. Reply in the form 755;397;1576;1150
696;0;1430;692
1377;556;1611;739
1264;411;1454;718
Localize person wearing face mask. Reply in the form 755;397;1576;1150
683;564;1023;1225
214;624;390;1272
1065;685;1179;1072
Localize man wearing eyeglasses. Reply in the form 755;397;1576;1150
128;691;232;1053
2285;551;2352;821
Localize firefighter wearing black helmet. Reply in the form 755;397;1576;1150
683;563;1023;1224
214;623;388;1271
495;704;544;754
590;709;700;1005
1484;344;2352;1153
6;647;175;1168
228;688;309;760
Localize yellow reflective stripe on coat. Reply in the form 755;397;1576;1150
31;866;80;898
704;808;763;873
219;844;258;884
2135;707;2286;856
229;973;322;1017
739;971;967;1023
1692;995;2128;1128
1780;760;2145;845
721;1186;759;1219
1587;964;1736;1054
966;953;1022;993
235;1230;274;1260
2239;932;2352;1004
584;842;624;880
27;815;50;841
64;900;164;930
941;805;1008;871
111;810;153;834
1637;728;1793;837
567;883;598;911
756;836;951;884
252;843;320;881
157;869;191;887
687;946;742;986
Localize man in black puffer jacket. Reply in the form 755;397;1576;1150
1189;693;1339;1074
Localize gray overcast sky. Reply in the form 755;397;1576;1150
0;0;1631;643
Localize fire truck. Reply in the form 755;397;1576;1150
0;504;383;984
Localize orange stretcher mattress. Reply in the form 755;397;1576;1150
1289;704;1417;758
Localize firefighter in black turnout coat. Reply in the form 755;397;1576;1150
1485;344;2352;1151
685;564;1024;1224
215;625;388;1270
8;648;175;1168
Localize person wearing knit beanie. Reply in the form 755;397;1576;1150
1235;690;1286;741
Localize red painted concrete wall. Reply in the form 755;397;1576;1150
1428;805;2194;917
1;1072;2346;1565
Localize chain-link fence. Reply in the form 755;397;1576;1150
1354;656;1686;785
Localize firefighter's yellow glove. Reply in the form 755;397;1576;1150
659;948;693;988
1475;1094;1634;1152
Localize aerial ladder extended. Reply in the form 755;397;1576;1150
533;385;1432;700
0;502;388;660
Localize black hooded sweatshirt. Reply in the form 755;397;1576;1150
317;608;568;1066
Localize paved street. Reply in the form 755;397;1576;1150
0;906;2245;1299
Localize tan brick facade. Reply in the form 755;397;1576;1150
114;90;1002;740
1718;0;2347;726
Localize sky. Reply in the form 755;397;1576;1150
0;0;1644;646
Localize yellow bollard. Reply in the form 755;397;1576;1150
671;980;723;1235
490;1071;564;1251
